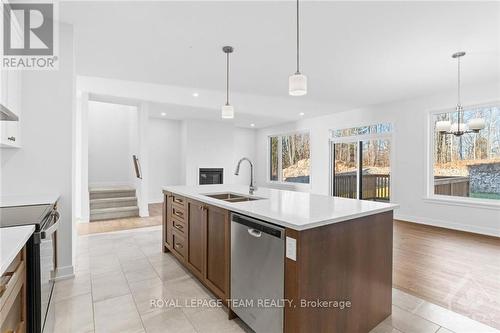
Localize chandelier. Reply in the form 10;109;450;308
436;52;485;137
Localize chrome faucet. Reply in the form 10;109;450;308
234;157;256;195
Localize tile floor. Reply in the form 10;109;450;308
55;226;500;333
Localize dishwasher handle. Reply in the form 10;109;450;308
232;213;284;239
247;228;262;238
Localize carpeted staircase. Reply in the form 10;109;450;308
89;186;139;221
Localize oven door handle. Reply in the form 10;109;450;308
41;211;60;239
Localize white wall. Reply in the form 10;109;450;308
88;101;137;187
0;24;76;277
148;117;182;202
256;81;500;237
182;120;256;187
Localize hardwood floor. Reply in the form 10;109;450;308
393;220;500;329
77;203;162;235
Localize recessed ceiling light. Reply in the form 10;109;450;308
299;112;305;116
161;112;166;116
250;123;255;127
192;92;199;97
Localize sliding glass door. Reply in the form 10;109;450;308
332;142;358;199
331;135;391;202
361;139;391;202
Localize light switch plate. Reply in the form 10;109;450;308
286;236;296;261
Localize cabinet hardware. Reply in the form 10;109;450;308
175;243;183;249
174;211;183;218
174;224;183;230
7;136;16;141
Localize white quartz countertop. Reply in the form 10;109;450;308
0;194;60;207
163;184;398;230
0;225;34;275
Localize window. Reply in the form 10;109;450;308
431;105;500;201
330;123;392;202
331;123;392;138
269;133;310;184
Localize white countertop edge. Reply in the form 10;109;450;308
162;186;397;231
223;205;395;230
0;225;35;275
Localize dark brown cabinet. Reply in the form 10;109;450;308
162;191;230;302
204;205;229;300
162;196;172;251
186;200;205;279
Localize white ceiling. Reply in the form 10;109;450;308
62;1;500;127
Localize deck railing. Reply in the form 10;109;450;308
334;173;390;201
334;173;470;200
434;176;470;197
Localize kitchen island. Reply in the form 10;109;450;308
162;184;398;333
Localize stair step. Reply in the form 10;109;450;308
89;186;136;200
90;197;138;209
90;206;139;221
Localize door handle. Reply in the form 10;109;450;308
248;228;262;238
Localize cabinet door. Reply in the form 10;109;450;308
162;193;172;252
205;205;229;300
186;200;205;279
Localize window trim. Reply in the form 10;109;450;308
426;101;500;207
267;131;311;186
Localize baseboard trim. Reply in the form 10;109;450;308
53;265;75;281
394;213;500;238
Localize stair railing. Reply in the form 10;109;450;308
133;155;142;179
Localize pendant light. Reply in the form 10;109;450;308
289;0;307;96
436;52;486;136
222;46;234;119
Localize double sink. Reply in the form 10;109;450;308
204;192;262;203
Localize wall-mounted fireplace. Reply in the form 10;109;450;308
199;168;224;185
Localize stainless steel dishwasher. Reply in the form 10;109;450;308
231;213;285;333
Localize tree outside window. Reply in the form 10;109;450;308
269;133;310;184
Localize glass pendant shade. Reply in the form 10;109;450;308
221;104;234;119
289;73;307;96
468;118;486;131
436;120;451;132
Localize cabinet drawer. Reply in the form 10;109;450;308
0;251;24;309
171;205;186;222
171;231;186;260
171;194;186;208
171;217;186;235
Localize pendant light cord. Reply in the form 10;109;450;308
457;55;461;107
457;55;462;130
226;51;230;105
296;0;300;74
